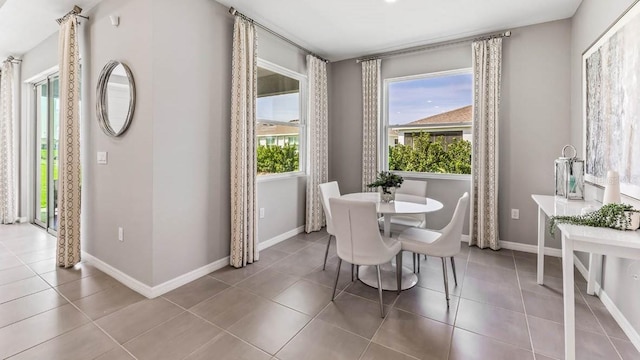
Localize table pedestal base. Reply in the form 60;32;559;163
358;262;418;291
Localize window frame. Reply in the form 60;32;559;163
381;67;473;180
256;58;308;181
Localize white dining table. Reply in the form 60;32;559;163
340;192;444;290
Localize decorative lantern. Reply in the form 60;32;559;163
555;145;584;200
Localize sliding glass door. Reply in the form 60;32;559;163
34;75;60;234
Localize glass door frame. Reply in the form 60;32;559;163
33;74;60;235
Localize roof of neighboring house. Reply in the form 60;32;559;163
256;120;299;136
404;105;472;126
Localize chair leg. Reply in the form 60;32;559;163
412;253;416;273
356;265;359;280
424;254;427;260
450;256;458;286
417;255;421;273
376;265;385;318
351;263;355;282
396;252;403;295
441;257;450;308
322;235;332;270
332;258;342;301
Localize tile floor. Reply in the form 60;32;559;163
1;223;639;359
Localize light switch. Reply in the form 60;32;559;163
97;151;108;165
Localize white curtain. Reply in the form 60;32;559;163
230;16;258;268
305;55;328;233
469;38;502;250
57;15;82;267
361;59;381;191
0;60;17;224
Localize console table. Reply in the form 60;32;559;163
531;194;601;294
559;224;640;359
532;194;640;359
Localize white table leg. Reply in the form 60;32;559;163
562;233;576;360
537;206;545;285
587;253;602;295
384;214;391;238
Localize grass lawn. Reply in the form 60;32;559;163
40;149;58;220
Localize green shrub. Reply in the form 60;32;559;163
389;132;471;174
257;144;299;174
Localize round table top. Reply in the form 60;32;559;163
341;192;443;214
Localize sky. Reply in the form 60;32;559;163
257;93;299;122
388;73;473;125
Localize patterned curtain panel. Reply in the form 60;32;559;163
230;16;258;268
57;15;82;267
0;60;17;224
305;55;329;233
469;38;502;250
361;59;381;191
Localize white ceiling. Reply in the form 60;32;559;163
0;0;102;59
0;0;583;62
215;0;583;61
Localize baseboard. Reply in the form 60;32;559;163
82;252;229;299
499;240;562;257
149;256;230;298
460;235;562;257
82;252;155;298
573;255;640;352
597;282;640;351
258;225;305;251
573;254;589;281
81;226;304;299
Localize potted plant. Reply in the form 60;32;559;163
549;203;640;235
367;171;404;202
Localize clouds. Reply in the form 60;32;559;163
257;93;300;121
388;73;472;125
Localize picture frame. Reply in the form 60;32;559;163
583;0;640;200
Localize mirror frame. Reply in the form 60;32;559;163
96;60;136;137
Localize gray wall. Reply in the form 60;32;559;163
150;0;232;284
254;30;308;243
85;0;155;285
570;0;640;334
18;0;308;287
329;19;572;243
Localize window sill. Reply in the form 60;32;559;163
392;171;471;181
257;171;306;183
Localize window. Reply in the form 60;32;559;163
256;60;306;176
383;69;473;176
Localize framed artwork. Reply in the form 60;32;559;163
583;0;640;199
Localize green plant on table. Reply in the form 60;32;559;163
549;203;639;235
367;171;404;194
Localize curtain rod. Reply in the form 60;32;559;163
3;56;22;64
356;30;512;63
56;5;89;24
228;7;329;63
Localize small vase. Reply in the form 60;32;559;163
379;187;396;203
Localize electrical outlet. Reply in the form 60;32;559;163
511;209;520;220
259;208;265;219
118;227;124;242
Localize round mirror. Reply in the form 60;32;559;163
97;60;136;137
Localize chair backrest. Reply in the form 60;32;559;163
319;181;341;235
426;192;469;257
329;197;398;265
396;179;428;198
395;180;428;222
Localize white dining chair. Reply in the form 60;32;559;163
319;181;340;270
398;192;469;307
329;197;403;317
379;179;428;234
378;179;428;271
